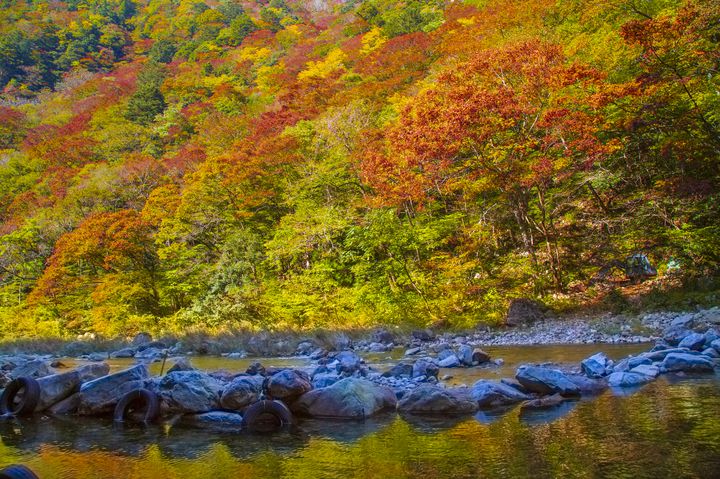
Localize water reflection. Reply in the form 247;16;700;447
1;348;719;478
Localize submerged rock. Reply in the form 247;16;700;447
520;393;566;410
608;371;654;388
581;352;611;378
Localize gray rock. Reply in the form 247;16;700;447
581;352;611;378
643;348;694;362
135;347;164;360
437;349;455;361
662;353;715;373
702;348;719;359
292;378;396;418
267;369;312;400
629;364;660;378
566;374;608;395
110;348;136;359
372;328;394;344
670;313;695;329
471;380;530;407
182;411;244;430
367;342;388;353
412;329;435;341
295;341;315;356
159;370;223;414
75;363;110;382
36;370;83;411
334;351;362;374
457;345;473;366
703;329;719;347
438;354;461;368
87;353;107;362
46;392;81;415
220;376;263;410
516;366;580;396
412;359;439;380
398;385;478;415
383;363;413;378
167;358;195;374
608;372;654;387
678;333;706;351
711;339;720;354
78;365;149;415
132;332;153;346
500;378;529;393
10;360;52;379
404;347;422;356
663;326;692;346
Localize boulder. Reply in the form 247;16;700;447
711;339;720;354
702;348;719;359
135;347;164;361
292;378;396;419
437;348;455;361
412;359;439;380
78;365;149;415
9;360;52;379
334;351;363;374
404;347;422;356
367;342;388;353
457;345;473;366
661;353;715;373
397;386;478;415
663;326;692;346
76;363;110;382
267;369;312;401
472;348;491;365
159;370;223;414
437;354;461;368
566;374;608;395
500;378;529;393
220;376;263;410
581;352;611;378
643;348;695;362
167;358;196;374
383;363;413;379
516;366;580;396
608;371;654;388
470;380;531;407
132;332;153;346
678;333;706;351
46;392;81;415
295;341;315;356
36;370;83;411
110;348;136;359
506;298;550;327
245;362;266;376
629;364;660;378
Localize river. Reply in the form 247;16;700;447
1;343;719;478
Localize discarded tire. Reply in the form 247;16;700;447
0;464;40;479
242;400;293;432
113;388;160;424
0;377;41;416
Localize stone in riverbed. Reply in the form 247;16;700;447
182;411;244;430
78;364;149;415
520;393;565;410
220;376;263;410
472;348;491;365
643;348;695;362
711;339;720;354
312;372;341;389
470;380;530;407
110;348;136;359
267;369;312;401
383;363;413;379
437;354;461;368
457;345;473;366
702;348;719;359
398;385;478;415
581;352;611;378
292;378;396;419
678;333;706;351
629;364;660;378
661;353;715;373
404;347;422;356
9;360;52;379
46;392;81;415
412;359;439;380
567;374;608;395
516;366;580;396
158;370;223;414
608;372;654;387
334;351;363;375
36;370;82;412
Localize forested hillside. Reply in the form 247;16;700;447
0;0;718;338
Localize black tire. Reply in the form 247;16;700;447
242;400;293;433
0;464;40;479
113;389;160;424
0;378;41;416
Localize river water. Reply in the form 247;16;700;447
1;344;719;478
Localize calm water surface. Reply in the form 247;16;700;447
1;344;719;478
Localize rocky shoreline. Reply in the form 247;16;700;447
0;307;718;431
